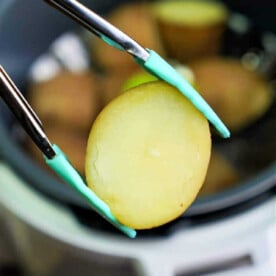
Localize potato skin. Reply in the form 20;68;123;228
86;81;211;229
190;57;272;131
156;20;226;62
27;71;100;175
99;70;133;107
28;71;101;132
199;150;240;197
92;2;164;73
151;0;228;62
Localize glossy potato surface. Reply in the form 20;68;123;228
86;81;211;229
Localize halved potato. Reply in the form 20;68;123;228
92;2;164;73
190;57;272;131
85;81;211;229
151;0;228;62
199;150;240;196
28;71;101;132
99;69;134;106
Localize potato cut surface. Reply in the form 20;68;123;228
86;81;211;229
152;0;228;25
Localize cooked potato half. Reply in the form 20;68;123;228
151;0;228;62
93;2;164;73
28;71;101;132
86;81;211;229
199;150;240;196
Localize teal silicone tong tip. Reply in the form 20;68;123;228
136;50;231;138
45;145;136;238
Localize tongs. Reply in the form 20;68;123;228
0;0;230;239
0;66;136;238
44;0;230;138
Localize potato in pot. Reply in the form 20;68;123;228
28;71;101;133
189;57;273;132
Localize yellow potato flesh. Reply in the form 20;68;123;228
152;0;228;26
85;81;211;229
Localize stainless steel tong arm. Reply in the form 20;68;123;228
44;0;150;61
0;66;56;159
